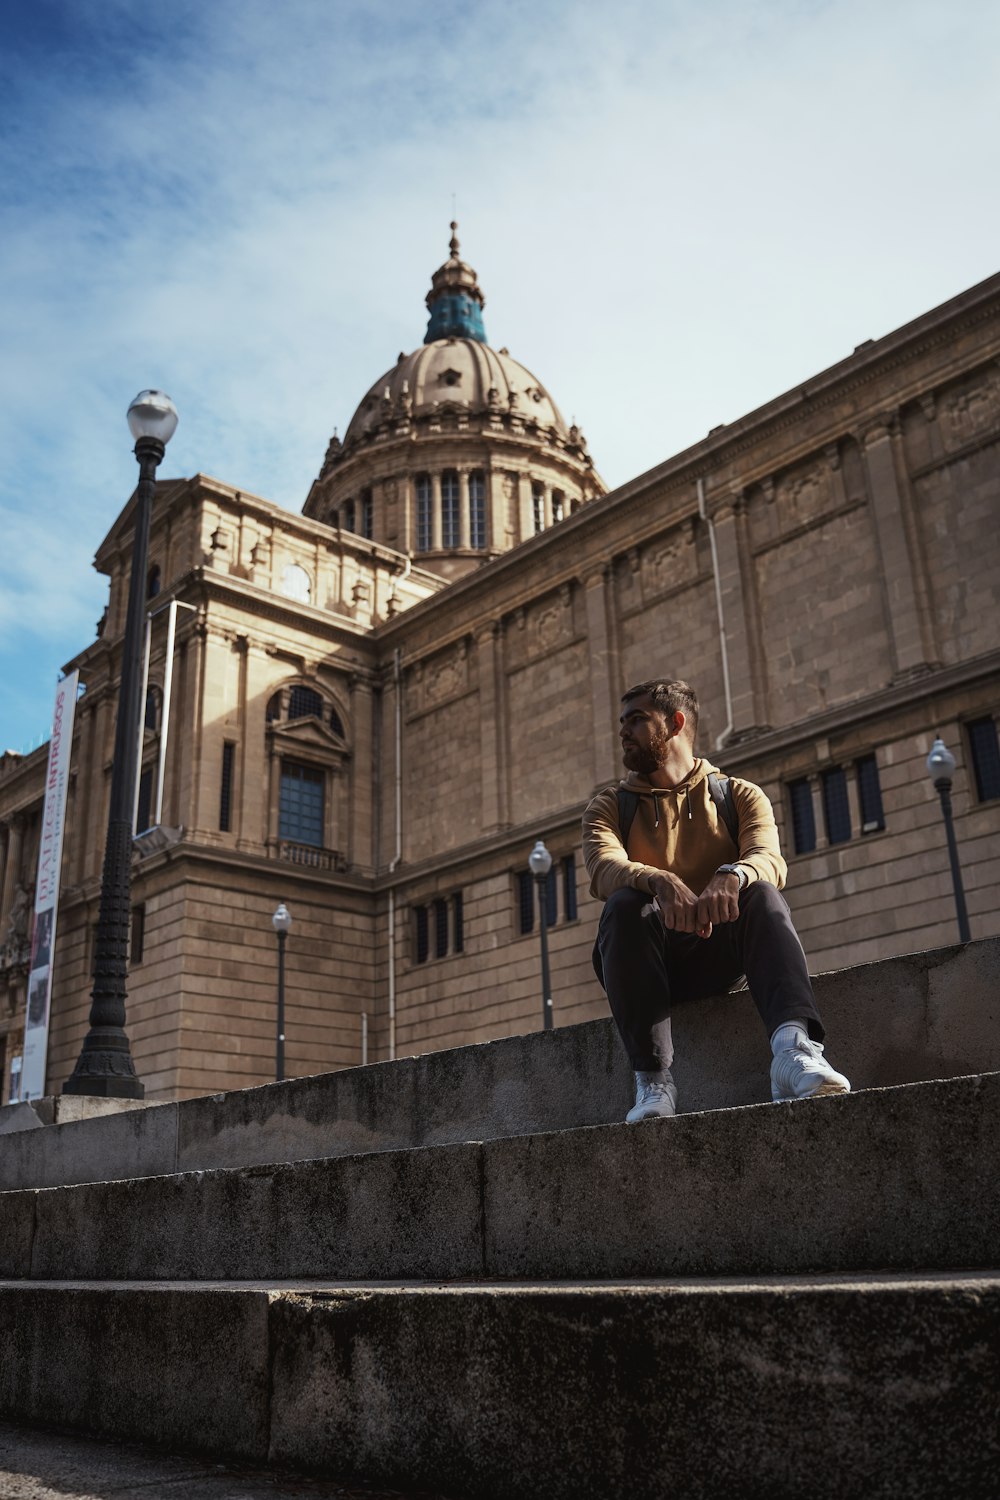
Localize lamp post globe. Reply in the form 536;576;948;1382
529;839;554;1030
272;904;291;1082
64;392;178;1097
925;733;971;945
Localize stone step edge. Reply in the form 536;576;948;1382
1;1275;998;1500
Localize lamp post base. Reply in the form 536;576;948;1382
62;1047;145;1099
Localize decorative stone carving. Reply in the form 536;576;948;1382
940;372;1000;451
639;523;697;598
775;461;831;526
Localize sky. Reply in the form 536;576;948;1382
1;0;998;753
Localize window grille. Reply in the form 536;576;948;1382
361;488;374;539
517;871;534;934
416;475;432;551
968;717;1000;801
442;471;460;547
789;778;816;855
434;897;449;959
279;761;324;847
469;472;487;549
857;754;885;833
288;686;323;721
453;891;464;953
822;768;851;845
415;906;429;964
220;742;235;832
562;854;577;923
343;499;356;532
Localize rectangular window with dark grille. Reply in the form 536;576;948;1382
543;865;558;925
469;472;487;549
130;904;145;965
857;754;885;833
453;891;464;953
789;778;816;855
822;767;851;845
220;742;235;831
415;906;429;964
415;475;432;552
279;761;324;847
562;854;577;923
442;471;460;548
136;768;153;834
968;717;1000;801
517;871;534;935
361;488;374;540
434;897;449;959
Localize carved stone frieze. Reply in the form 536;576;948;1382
406;639;471;716
774;459;832;527
940;370;1000;451
639;521;697;600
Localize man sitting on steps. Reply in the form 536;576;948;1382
583;677;851;1122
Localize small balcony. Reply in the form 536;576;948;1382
276;841;348;873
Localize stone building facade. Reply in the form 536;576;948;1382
1;237;998;1103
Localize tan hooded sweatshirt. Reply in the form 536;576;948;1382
582;758;787;901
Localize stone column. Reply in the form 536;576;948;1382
349;674;375;872
543;484;553;530
583;567;619;786
710;491;767;737
0;816;25;933
459;470;472;550
861;413;931;679
431;473;443;552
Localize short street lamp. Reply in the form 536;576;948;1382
272;903;291;1082
64;391;178;1098
926;735;971;944
529;839;554;1031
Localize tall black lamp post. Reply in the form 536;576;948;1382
529;839;554;1031
272;903;291;1082
926;735;971;944
64;391;178;1098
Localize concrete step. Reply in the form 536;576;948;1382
0;1273;996;1499
3;1072;997;1283
1;936;996;1193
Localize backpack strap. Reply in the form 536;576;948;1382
616;788;640;851
708;773;739;847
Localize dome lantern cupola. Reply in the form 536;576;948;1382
424;222;487;344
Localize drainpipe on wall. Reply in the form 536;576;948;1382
697;477;734;752
386;645;403;1060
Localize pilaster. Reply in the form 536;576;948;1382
860;412;931;680
348;674;375;873
583;566;619;785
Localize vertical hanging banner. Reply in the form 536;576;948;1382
21;671;79;1101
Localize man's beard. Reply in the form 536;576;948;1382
622;726;672;776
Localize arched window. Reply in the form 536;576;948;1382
147;565;161;599
288;685;323;721
266;693;282;722
441;471;460;548
415;475;432;551
469;472;487;549
280;564;311;603
360;488;374;540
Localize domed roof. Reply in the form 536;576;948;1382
343;338;570;447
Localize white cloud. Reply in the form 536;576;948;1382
1;0;998;745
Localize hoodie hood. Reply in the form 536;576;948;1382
619;759;718;828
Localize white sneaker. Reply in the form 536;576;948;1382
626;1070;678;1123
771;1039;851;1102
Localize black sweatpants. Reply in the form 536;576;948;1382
592;882;824;1072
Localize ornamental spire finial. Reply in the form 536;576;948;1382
449;220;460;259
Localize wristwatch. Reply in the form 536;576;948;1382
716;863;747;890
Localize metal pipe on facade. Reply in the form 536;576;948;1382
386;645;403;1061
697;477;734;752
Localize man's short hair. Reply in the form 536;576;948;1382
621;679;699;742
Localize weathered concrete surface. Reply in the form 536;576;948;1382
0;1418;455;1498
482;1071;1000;1278
0;1101;177;1192
267;1277;1000;1500
0;1191;34;1277
27;1141;482;1282
0;1095;160;1136
0;1287;269;1461
0;1277;996;1499
0;937;996;1194
5;1073;998;1284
